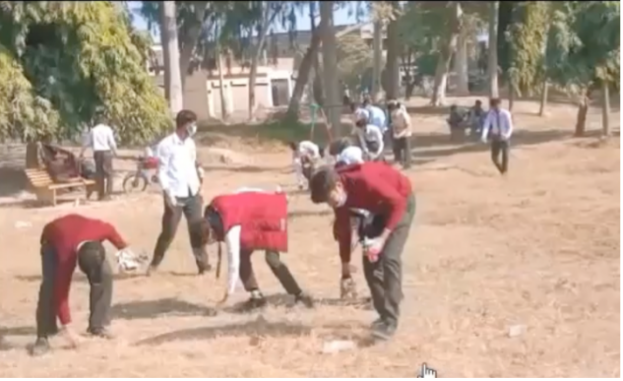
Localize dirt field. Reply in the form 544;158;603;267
0;98;619;377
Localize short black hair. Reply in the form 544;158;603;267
176;109;198;128
489;97;501;108
288;141;298;151
475;99;482;106
309;166;340;204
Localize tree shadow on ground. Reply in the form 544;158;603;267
15;271;145;283
201;164;288;174
134;318;311;346
110;298;218;320
0;166;28;198
0;326;35;337
411;128;572;161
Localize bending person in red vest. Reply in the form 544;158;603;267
191;188;315;310
309;162;416;341
31;214;134;356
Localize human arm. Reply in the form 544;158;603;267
369;127;384;159
333;208;353;267
503;110;514;139
481;112;492;142
155;140;174;203
107;127;118;156
225;225;241;295
97;221;128;250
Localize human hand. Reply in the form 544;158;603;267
363;237;384;262
340;277;358;300
164;191;177;208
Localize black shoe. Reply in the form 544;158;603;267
87;327;115;339
370;318;385;329
295;292;315;308
243;296;267;311
371;321;397;341
30;337;50;357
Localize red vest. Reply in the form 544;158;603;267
209;192;288;252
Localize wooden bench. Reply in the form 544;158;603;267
24;168;96;206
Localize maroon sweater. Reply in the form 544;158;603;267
332;162;412;264
40;214;127;325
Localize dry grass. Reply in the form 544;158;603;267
0;98;619;377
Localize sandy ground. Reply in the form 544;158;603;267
0;98;619;377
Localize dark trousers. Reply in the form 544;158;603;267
362;194;416;326
150;192;209;271
392;136;412;168
490;139;510;174
93;150;114;199
36;245;113;338
239;250;302;296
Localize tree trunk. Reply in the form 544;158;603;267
488;1;500;98
320;1;341;136
285;14;326;118
178;13;205;91
575;90;589;137
601;81;610;136
385;3;401;100
217;44;228;121
161;1;183;114
310;1;325;107
247;4;281;121
508;85;515;111
454;32;469;96
539;80;549;117
430;2;462;106
371;21;383;102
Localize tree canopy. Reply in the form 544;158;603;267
0;1;171;144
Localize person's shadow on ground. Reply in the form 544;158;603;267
110;297;218;320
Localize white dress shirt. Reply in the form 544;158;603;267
481;108;514;141
336;146;364;165
156;132;201;198
84;124;117;152
356;124;384;159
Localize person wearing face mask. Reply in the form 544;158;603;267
147;109;210;276
189;187;315;310
308;162;415;341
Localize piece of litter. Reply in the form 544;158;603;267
508;324;526;337
322;340;357;354
14;221;32;228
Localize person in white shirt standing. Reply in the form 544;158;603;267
80;113;118;200
148;110;210;275
387;100;412;169
289;140;323;189
481;97;514;175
